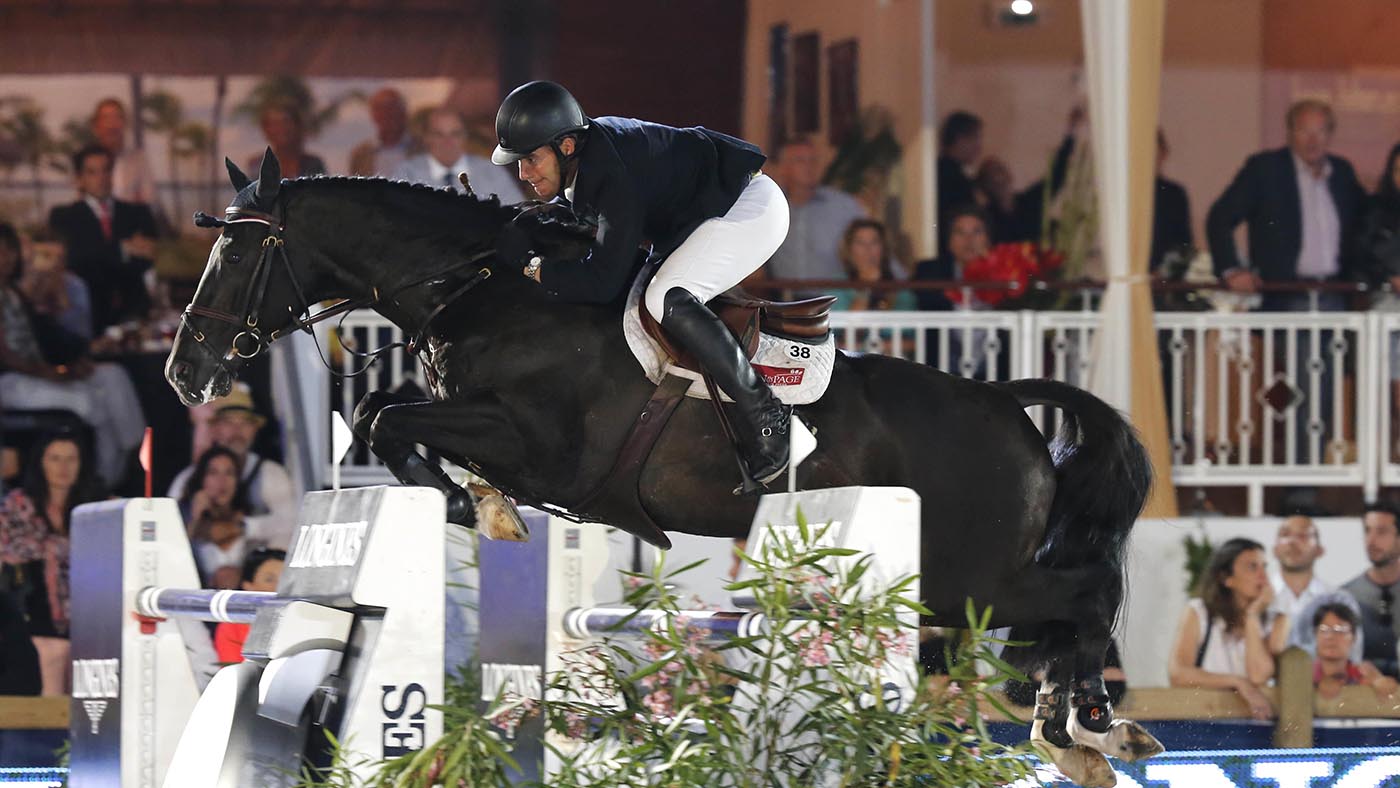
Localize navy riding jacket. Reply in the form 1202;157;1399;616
537;116;767;304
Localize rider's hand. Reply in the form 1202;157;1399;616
496;222;535;266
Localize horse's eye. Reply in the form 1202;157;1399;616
227;252;242;264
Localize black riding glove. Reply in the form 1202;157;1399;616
496;221;536;266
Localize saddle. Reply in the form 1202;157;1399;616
638;288;836;372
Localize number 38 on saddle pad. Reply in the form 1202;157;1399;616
623;267;837;405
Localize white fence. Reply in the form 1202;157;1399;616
327;309;1400;514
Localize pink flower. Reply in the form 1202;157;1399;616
643;689;674;717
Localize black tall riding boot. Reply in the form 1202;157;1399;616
661;287;790;484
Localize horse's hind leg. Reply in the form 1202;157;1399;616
1064;582;1164;763
1028;632;1118;788
353;391;477;529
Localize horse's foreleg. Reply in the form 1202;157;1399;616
365;396;534;540
355;393;477;529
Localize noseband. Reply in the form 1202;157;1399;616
182;206;327;368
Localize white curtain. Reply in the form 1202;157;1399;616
1081;0;1177;516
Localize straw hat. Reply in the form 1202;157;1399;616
211;383;266;427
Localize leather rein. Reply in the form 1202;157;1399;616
184;205;494;377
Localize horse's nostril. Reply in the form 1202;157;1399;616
170;361;192;382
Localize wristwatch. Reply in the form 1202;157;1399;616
523;255;543;281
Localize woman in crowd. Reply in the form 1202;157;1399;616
1168;537;1289;720
213;548;285;663
832;219;915;312
1311;602;1398;699
0;222;146;488
248;102;326;180
178;446;251;587
0;431;106;695
912;204;993;312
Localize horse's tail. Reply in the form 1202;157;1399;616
996;378;1153;669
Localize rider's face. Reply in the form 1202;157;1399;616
517;137;576;200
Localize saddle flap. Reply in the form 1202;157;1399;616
639;301;761;372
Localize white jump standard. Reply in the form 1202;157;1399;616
66;487;446;788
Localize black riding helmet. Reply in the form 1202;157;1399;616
491;81;590;166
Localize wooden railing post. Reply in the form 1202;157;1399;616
1274;646;1314;748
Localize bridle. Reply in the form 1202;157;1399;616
183;202;496;377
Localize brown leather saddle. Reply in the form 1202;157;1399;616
638;288;837;371
572;289;835;550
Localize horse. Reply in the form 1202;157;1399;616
166;150;1161;785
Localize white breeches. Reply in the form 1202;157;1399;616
644;172;790;321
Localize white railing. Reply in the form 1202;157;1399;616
326;309;1400;514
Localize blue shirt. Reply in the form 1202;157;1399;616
766;187;867;281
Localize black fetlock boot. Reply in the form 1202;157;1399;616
1070;676;1114;735
660;288;790;484
1033;682;1075;749
396;453;475;526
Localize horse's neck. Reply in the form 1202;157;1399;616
293;195;489;335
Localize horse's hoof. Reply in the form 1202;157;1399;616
1037;741;1117;788
1068;715;1164;762
474;490;530;542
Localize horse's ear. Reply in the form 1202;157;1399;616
255;147;281;204
226;158;251;192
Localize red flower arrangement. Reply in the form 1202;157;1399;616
946;242;1064;307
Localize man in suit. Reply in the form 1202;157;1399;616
1208;101;1365;475
48;144;158;333
1207;99;1366;312
392;106;521;201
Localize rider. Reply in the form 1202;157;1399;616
492;81;793;486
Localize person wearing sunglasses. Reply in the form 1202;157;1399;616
1343;502;1400;678
1312;602;1398;700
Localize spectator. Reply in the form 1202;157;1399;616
0;223;146;487
1343;501;1400;678
247;102;326;180
913;205;998;375
1311;602;1397;700
765;137;868;289
177;446;252;585
213;548;285;663
168;383;296;550
0;431;106;695
1359;143;1400;433
1270;513;1330;622
190;505;247;591
21;230;93;342
48;144;158;333
1207;99;1367;310
1362;142;1400;288
393;106;522;201
938;111;983;253
1151;129;1194;272
913;204;992;312
974;157;1033;244
90;98;157;206
1168;538;1287;720
349;87;412;177
1289;590;1364;661
831;219;914;312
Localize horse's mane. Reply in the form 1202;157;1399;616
282;174;507;213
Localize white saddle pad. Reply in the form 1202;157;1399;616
622;268;835;404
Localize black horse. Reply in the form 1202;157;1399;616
166;151;1160;784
